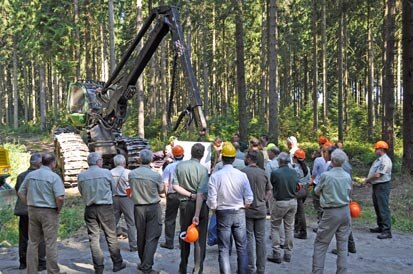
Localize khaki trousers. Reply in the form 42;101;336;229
270;199;297;257
28;207;60;274
312;206;351;274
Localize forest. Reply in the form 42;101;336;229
0;0;413;173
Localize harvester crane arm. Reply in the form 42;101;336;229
94;5;207;136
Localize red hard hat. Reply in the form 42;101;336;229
172;145;184;157
294;149;306;160
318;136;328;145
374;141;389;150
180;224;199;243
349;201;361;218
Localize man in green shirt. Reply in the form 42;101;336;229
364;140;393;239
129;149;165;274
173;143;209;274
312;149;352;274
78;152;126;274
268;152;298;264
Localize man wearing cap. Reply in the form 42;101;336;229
363;141;393;239
268;152;299;264
312;149;352;274
207;142;254;274
14;152;46;271
129;149;164;274
110;154;137;252
78;152;125;274
242;150;272;274
160;145;185;250
18;153;65;274
173;143;209;274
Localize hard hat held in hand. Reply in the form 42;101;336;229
180;224;199;243
221;142;236;157
349;201;361;218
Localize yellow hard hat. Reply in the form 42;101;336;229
221;142;236;157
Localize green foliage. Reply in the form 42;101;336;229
0;196;86;247
0;208;19;246
58;196;85;239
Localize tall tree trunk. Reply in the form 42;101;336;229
74;0;80;79
367;2;374;141
100;23;109;81
322;0;327;123
108;0;116;73
260;0;268;126
312;0;318;132
304;55;309;105
402;0;413;173
12;37;19;129
268;0;278;143
23;62;29;122
136;0;144;138
233;0;248;142
31;62;37;122
382;0;396;159
84;0;92;79
161;44;168;139
0;64;4;125
337;0;344;141
39;64;47;130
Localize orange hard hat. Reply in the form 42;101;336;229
294;149;306;160
172;145;184;157
322;141;334;150
349;201;361;218
318;136;328;145
374;141;389;150
180;223;199;243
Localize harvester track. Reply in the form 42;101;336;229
54;132;89;187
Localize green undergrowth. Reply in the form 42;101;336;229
0;195;85;247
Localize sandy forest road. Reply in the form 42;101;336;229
1;197;413;274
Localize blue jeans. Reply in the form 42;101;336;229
216;209;248;274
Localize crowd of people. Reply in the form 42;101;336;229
14;133;393;274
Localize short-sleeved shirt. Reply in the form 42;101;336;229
19;166;65;208
78;165;114;206
315;167;352;208
110;166;131;196
312;156;329;185
129;165;164;205
173;158;209;201
271;165;299;201
207;164;254;210
296;165;311;186
242;165;272;218
162;160;182;193
368;154;392;184
265;158;279;178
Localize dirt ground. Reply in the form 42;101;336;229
1;195;413;274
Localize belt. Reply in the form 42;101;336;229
323;204;347;209
86;204;112;207
114;195;128;197
28;206;57;210
135;201;160;206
